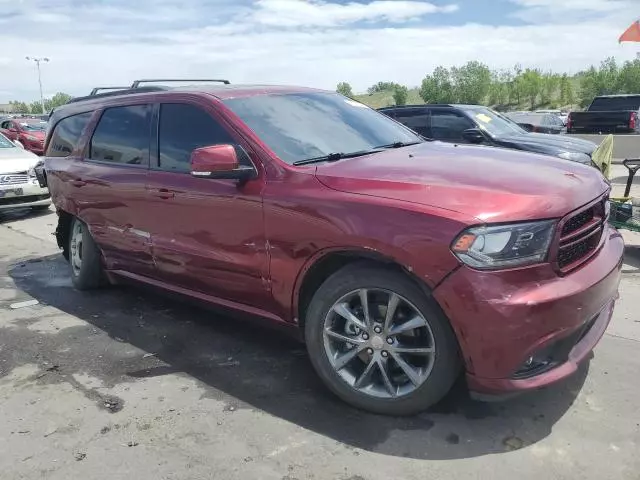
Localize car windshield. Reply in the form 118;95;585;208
0;133;16;149
21;122;46;132
463;107;527;137
223;92;423;165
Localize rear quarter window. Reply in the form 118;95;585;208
46;112;93;157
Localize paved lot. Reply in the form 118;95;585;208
1;207;639;480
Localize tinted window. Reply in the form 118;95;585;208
589;96;640;111
0;121;10;129
224;92;422;165
392;109;431;138
158;103;235;173
430;110;474;141
90;105;150;165
46;112;92;157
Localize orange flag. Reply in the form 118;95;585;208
619;20;640;43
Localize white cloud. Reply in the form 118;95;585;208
511;0;636;23
249;0;458;27
1;0;638;102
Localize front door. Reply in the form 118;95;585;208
144;101;270;310
1;120;18;141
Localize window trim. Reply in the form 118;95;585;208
86;104;152;169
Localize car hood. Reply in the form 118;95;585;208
0;146;40;173
315;142;609;224
499;132;597;155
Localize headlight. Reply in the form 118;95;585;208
557;151;591;165
25;135;38;141
452;220;555;269
28;167;36;178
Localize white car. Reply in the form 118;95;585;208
0;132;51;212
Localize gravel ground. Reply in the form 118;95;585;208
0;207;639;480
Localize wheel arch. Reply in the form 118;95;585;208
294;248;435;336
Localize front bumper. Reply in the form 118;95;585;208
433;225;623;396
0;180;50;211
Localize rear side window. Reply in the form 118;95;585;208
46;112;92;157
90;105;150;165
158;103;235;173
589;96;640;111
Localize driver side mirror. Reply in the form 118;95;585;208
190;144;256;182
462;128;486;144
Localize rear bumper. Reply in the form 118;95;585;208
0;181;50;211
433;226;623;396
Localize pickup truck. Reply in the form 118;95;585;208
567;94;640;134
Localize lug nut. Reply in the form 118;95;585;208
374;326;382;334
362;333;369;340
381;351;389;358
386;337;393;344
366;348;374;355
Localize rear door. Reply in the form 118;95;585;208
74;104;155;276
144;100;270;309
1;120;17;141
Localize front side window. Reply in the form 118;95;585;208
90;105;150;165
392;109;431;138
46;112;92;157
430;110;474;142
223;92;421;165
158;103;235;173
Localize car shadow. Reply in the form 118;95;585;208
0;205;52;223
7;253;589;460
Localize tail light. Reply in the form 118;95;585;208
630;112;637;130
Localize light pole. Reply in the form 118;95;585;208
25;56;49;114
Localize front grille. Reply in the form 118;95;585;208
556;197;606;271
0;173;28;185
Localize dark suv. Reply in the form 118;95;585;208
43;81;622;415
379;104;598;166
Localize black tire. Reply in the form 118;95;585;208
304;263;461;416
68;217;104;290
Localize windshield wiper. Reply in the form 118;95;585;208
292;149;381;166
373;140;426;149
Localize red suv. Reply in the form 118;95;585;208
43;82;623;415
0;117;47;155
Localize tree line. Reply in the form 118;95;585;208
337;57;640;110
5;92;73;114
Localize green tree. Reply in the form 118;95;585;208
559;74;575;106
46;92;73;110
336;82;354;98
617;59;640;94
392;85;409;106
367;81;400;95
451;61;491;104
540;73;560;106
8;101;29;114
579;57;620;107
519;68;543;109
419;66;456;103
509;64;524;106
29;101;43;114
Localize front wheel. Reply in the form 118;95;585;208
68;217;104;290
304;263;461;416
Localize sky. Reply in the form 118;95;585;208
0;0;638;102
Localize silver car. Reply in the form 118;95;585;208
0;133;51;212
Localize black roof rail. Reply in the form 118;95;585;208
66;86;169;105
131;78;230;88
89;86;130;95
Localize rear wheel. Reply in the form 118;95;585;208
68;217;104;290
305;263;461;416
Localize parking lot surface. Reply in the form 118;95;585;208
1;207;639;480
